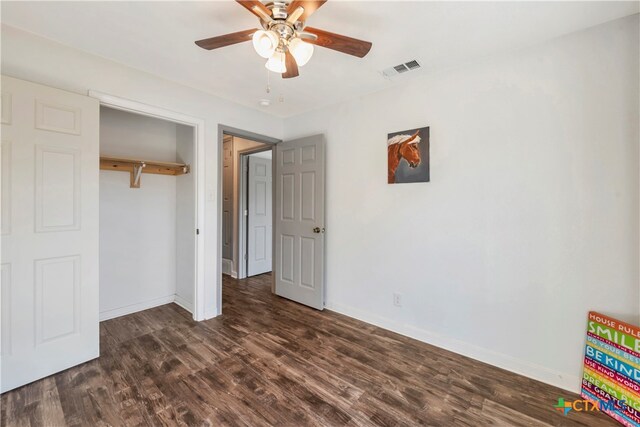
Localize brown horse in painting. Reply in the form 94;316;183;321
387;131;421;183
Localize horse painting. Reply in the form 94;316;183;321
387;127;429;184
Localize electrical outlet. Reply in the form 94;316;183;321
393;293;402;307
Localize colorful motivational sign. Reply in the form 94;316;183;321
582;311;640;426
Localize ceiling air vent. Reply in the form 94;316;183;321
383;60;422;79
394;64;409;74
405;60;421;70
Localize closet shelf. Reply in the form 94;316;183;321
100;156;190;188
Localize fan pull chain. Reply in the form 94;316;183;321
266;69;271;94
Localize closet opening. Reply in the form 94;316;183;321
98;106;198;321
221;134;274;281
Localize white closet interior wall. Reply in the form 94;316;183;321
99;106;195;320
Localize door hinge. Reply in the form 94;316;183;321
244;210;248;216
243;253;247;260
196;228;200;235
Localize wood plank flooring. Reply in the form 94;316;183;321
2;273;617;426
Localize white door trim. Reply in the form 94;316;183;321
88;90;207;321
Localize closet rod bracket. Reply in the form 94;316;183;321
131;162;146;188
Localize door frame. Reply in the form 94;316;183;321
218;125;280;314
88;91;207;321
238;145;274;279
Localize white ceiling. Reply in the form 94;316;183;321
2;1;637;117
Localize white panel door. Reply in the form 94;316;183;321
1;75;100;393
247;156;272;276
275;135;325;310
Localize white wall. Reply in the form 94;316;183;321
99;107;178;319
1;25;283;319
283;15;639;393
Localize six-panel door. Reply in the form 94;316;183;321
274;135;325;310
248;155;273;277
1;75;100;392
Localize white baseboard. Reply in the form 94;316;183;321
203;306;218;320
325;301;581;394
174;294;193;313
222;258;233;276
100;295;176;321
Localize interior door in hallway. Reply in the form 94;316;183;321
274;135;325;310
247;155;272;276
1;75;100;392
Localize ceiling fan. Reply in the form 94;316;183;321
195;0;372;79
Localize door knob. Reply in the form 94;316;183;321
313;227;325;234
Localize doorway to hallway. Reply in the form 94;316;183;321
217;126;326;314
221;134;273;280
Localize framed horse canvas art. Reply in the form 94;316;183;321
387;127;430;184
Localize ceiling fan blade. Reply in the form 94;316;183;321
195;29;256;50
236;0;272;20
303;27;372;58
282;50;299;79
286;0;327;22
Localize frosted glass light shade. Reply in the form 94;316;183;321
265;51;287;73
288;38;314;66
252;30;279;58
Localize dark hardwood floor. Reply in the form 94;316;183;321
2;273;616;426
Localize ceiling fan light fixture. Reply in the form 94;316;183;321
195;1;372;79
288;38;314;66
252;30;279;58
265;51;287;73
